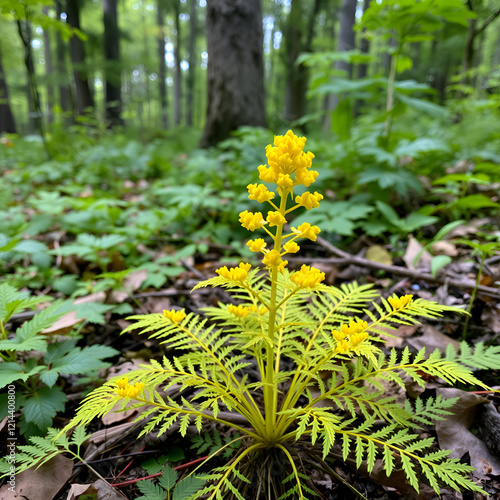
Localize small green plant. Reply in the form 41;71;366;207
0;427;106;479
62;131;493;498
136;462;206;500
456;238;500;339
0;283;118;435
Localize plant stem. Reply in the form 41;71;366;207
384;46;400;139
462;254;485;339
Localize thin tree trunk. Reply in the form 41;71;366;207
17;18;47;148
102;0;124;127
42;7;55;124
357;0;371;80
157;0;168;128
323;0;356;131
201;0;266;147
0;42;16;133
173;0;181;126
186;0;196;127
55;0;73;119
67;0;94;117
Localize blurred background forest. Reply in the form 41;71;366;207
1;0;499;143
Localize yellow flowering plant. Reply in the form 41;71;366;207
62;130;491;499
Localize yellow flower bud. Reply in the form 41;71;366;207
228;305;250;318
247;238;267;253
388;294;413;311
216;262;252;282
262;249;283;268
335;339;351;354
163;309;186;323
247;183;275;203
283;241;300;254
239;210;266;231
290;265;325;289
295;191;323;210
266;211;286;227
276;174;294;188
292;222;321;242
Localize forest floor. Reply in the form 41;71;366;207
3;235;500;500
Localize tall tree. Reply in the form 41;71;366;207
66;0;94;117
0;41;16;133
462;0;500;86
55;0;73;118
186;0;196;127
102;0;123;127
323;0;357;130
283;0;321;124
157;0;168;128
173;0;181;126
201;0;266;147
42;6;55;124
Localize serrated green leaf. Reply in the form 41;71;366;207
22;386;66;429
172;475;206;500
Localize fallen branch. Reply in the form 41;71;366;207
288;236;500;300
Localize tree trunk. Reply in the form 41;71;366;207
55;0;73;118
283;0;306;123
200;0;266;148
357;0;371;80
157;0;168;128
67;0;94;117
102;0;124;127
323;0;356;131
18;19;45;136
42;7;55;124
173;0;182;126
0;42;16;133
186;0;196;127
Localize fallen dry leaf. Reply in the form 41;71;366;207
403;236;432;270
0;454;73;500
432;241;458;257
42;292;107;334
366;245;393;266
435;388;500;478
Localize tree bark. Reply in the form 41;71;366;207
173;0;182;126
102;0;124;127
66;0;94;117
200;0;266;148
157;0;168;128
186;0;197;127
323;0;356;131
42;7;55;124
283;0;321;125
0;42;16;133
55;0;73;118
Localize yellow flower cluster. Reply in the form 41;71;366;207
262;249;287;271
295;192;323;210
228;304;251;318
247;238;267;253
290;265;325;289
267;211;287;227
257;130;317;187
283;241;300;254
247;184;275;203
216;262;252;282
292;222;321;242
388;294;413;310
116;377;144;398
163;309;186;323
332;319;369;353
239;211;266;231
